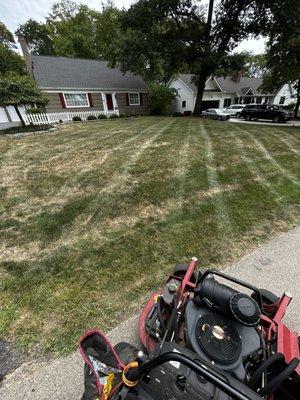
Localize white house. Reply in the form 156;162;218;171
169;73;297;114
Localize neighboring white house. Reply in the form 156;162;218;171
169;73;297;114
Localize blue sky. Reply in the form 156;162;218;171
1;0;266;54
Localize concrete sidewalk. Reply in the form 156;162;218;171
1;227;299;400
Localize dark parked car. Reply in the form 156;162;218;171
202;108;230;121
241;104;293;123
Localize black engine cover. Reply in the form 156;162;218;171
134;342;261;400
185;301;260;381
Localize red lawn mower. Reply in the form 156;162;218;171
79;257;300;400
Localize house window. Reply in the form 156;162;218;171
129;93;140;105
64;93;89;108
224;98;231;107
256;97;262;104
182;100;186;108
279;96;285;104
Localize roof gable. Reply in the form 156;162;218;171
177;74;222;93
205;76;222;91
215;76;274;95
31;55;147;91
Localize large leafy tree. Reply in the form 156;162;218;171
47;1;97;58
16;0;121;60
0;43;27;75
0;73;48;106
15;19;54;55
260;0;300;117
0;21;15;47
0;21;26;75
0;73;48;124
108;0;269;115
222;52;267;78
0;22;48;123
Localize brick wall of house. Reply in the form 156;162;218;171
116;93;148;116
44;91;148;115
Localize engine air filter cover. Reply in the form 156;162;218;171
230;293;261;326
196;314;242;364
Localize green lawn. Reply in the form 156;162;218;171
0;117;299;355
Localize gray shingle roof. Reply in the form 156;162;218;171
215;76;271;95
177;74;198;92
177;74;273;96
31;55;147;91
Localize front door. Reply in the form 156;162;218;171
106;94;114;111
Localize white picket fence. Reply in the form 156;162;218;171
22;109;119;126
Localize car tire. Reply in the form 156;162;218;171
218;116;222;121
273;116;280;123
245;115;251;121
172;264;197;283
236;112;241;118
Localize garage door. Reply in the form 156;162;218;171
201;100;220;111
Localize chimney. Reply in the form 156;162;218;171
17;34;34;78
231;70;242;83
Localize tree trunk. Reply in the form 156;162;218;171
294;79;300;119
193;73;209;116
193;0;214;117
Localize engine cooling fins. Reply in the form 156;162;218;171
196;314;242;364
229;293;261;326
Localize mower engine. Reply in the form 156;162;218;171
79;257;300;400
139;259;300;399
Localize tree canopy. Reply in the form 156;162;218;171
16;0;122;59
0;73;48;106
0;21;16;48
222;52;267;79
0;21;26;75
108;0;269;114
260;0;300;116
0;22;48;110
15;19;54;55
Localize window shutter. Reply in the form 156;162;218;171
59;93;66;108
125;93;129;106
140;93;143;106
87;93;93;107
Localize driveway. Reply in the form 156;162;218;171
0;226;299;400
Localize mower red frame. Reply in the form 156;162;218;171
138;258;300;376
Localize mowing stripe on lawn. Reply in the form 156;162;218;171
199;121;232;235
278;130;300;144
229;128;285;201
234;124;300;186
52;118;167;199
60;117;147;140
102;119;174;194
176;119;192;204
269;131;299;155
85;118;174;224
